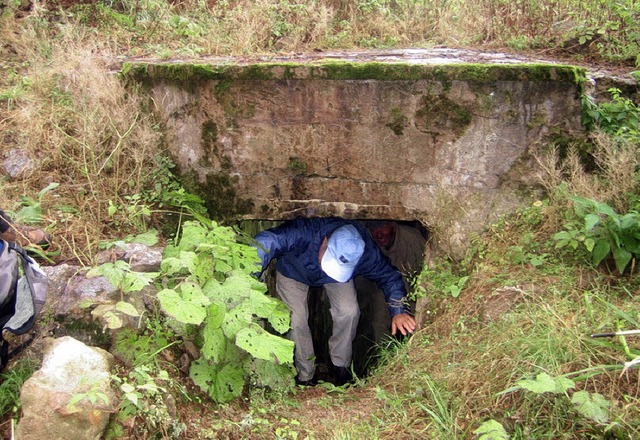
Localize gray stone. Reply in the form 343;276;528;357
94;242;163;272
1;148;37;179
16;336;116;440
123;242;163;272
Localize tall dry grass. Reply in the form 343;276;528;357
1;16;162;264
537;133;640;214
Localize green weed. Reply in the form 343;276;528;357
0;358;37;418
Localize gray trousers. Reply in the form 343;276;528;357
276;272;360;381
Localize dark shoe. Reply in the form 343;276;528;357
295;376;317;387
334;366;353;386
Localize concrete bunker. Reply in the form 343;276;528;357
122;52;587;259
122;50;590;379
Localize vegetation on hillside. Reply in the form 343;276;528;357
0;0;639;438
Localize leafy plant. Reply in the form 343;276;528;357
582;88;640;138
10;183;59;225
99;229;160;251
86;260;159;299
474;419;509;440
554;196;640;273
65;387;111;414
504;371;614;426
413;260;469;299
111;365;187;438
157;220;294;403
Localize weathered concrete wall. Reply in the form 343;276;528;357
122;55;586;256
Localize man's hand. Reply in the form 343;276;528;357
391;313;416;336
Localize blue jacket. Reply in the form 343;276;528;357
255;217;408;316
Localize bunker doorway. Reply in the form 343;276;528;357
310;220;428;380
241;219;429;382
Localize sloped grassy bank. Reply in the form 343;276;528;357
125;195;639;439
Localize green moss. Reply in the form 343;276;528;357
242;65;275;80
287;156;308;175
386;108;408;135
214;80;232;99
55;316;112;349
201;120;218;150
121;61;587;85
203;172;254;220
415;95;473;136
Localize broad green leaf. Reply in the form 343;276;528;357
86;261;126;284
619;214;640;230
178;221;209;251
191;357;245;403
591;239;610;266
516;372;574;394
179;282;211;307
202;326;227;363
103;311;123;329
474;419;509;440
90;304;113;318
192;253;217;284
235;324;294;364
157;284;209;325
161;251;197;276
212;362;246;403
571;390;611;424
206;301;226;329
120;271;159;293
115;301;140;317
215;260;233;274
596;202;618;218
132;229;159;246
584;214;600;231
583;237;595;252
249;290;290;334
613;247;632;273
203;273;253;308
126;392;139;407
189;358;216;395
120;383;135;393
221;302;252;338
246;358;295;390
554;231;572;240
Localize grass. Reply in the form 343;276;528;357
0;358;38;420
0;1;639;438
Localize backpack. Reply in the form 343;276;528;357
0;239;47;370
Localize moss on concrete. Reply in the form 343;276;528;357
203;172;254;220
201;120;218;150
121;61;587;86
386;108;408;135
415;95;473;136
287;156;308;175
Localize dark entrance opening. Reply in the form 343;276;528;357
310;220;428;381
241;219;429;383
